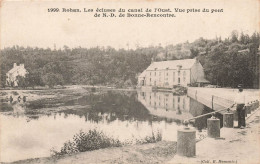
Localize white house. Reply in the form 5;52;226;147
138;58;209;87
6;63;28;87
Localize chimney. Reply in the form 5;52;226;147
151;57;154;63
13;63;17;68
177;65;182;71
194;57;199;63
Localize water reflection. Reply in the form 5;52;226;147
136;91;218;130
0;90;221;162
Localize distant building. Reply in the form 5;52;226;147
138;58;209;87
6;63;28;87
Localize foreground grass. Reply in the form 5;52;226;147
51;129;162;156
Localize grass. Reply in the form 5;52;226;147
136;130;162;145
51;129;162;156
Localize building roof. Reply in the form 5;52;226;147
196;77;210;83
146;59;196;71
138;70;146;78
7;65;27;75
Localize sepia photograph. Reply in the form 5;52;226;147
0;0;259;163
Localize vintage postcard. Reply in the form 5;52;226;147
0;0;259;163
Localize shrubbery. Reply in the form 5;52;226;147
51;129;122;156
51;129;162;156
136;130;162;144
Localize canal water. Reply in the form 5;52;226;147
0;90;223;162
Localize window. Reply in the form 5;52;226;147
183;71;186;82
155;72;156;76
173;72;175;82
183;98;186;109
178;71;180;76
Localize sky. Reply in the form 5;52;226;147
0;0;259;50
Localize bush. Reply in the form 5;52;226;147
51;129;122;156
51;129;163;157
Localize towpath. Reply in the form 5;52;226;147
169;108;260;164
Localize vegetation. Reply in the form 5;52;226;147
50;129;162;156
0;31;259;88
136;130;162;144
0;103;13;112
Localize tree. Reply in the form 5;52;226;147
231;30;239;43
17;75;29;88
190;47;199;58
42;73;64;88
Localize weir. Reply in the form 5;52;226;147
187;87;233;112
187;87;259;112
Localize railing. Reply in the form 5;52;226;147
184;100;259;125
183;107;230;125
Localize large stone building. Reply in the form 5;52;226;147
138;58;208;87
6;63;28;87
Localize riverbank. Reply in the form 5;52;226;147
5;141;176;164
